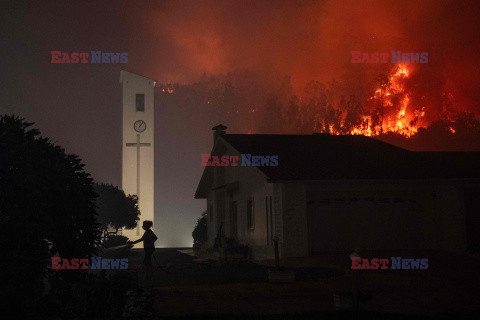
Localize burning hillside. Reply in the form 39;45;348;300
313;63;428;137
158;63;480;151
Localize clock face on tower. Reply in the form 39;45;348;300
134;120;146;133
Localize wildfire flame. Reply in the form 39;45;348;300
328;64;426;137
159;85;175;94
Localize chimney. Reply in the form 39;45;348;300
212;124;227;144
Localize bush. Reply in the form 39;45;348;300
94;183;140;232
34;271;136;318
226;238;249;256
0;115;101;313
103;235;129;249
192;211;207;249
467;241;480;253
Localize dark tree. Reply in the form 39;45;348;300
93;182;140;236
285;98;300;133
259;97;284;134
375;73;391;133
343;95;363;133
0;115;101;311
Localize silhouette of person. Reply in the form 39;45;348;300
128;220;157;267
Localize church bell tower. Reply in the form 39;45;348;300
120;71;155;247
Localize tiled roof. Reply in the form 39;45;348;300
220;133;480;181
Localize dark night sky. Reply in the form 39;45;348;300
2;0;480;246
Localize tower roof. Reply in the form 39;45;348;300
120;70;157;85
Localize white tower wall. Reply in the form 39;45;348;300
120;71;155;247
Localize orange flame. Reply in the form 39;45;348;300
329;64;426;137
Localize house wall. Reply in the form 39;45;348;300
273;183;284;257
305;180;467;253
434;182;467;250
279;183;309;258
206;142;276;259
207;172;468;257
464;183;480;250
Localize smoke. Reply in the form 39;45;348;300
124;0;480;150
128;1;478;117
